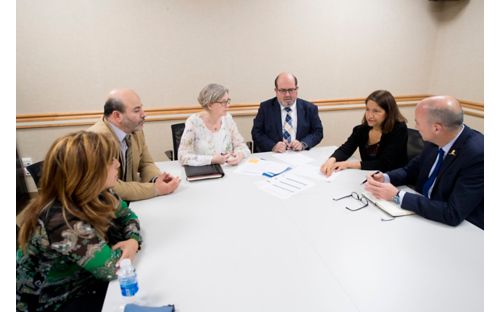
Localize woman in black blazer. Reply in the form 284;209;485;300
320;90;408;176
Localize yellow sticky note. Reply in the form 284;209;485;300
248;158;260;164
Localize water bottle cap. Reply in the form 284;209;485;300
119;258;132;268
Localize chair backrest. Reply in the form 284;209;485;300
246;141;253;154
171;123;186;161
26;161;44;188
17;150;31;215
407;128;424;161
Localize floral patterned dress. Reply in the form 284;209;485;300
16;198;142;311
178;112;251;165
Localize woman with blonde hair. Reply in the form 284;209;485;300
16;131;142;312
178;83;251;166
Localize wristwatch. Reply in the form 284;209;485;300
392;191;401;205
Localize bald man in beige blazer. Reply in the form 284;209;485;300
88;89;180;201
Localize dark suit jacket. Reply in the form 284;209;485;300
251;97;323;152
331;122;408;172
387;125;484;229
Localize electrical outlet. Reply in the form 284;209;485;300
22;157;33;176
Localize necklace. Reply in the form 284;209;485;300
201;111;221;132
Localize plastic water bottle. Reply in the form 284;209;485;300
117;258;139;308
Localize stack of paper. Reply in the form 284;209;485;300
272;152;315;166
235;158;290;177
256;173;315;199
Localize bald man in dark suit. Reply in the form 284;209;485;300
365;96;483;229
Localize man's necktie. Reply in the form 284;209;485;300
283;107;294;143
422;148;445;198
119;136;127;177
120;134;132;181
123;135;132;181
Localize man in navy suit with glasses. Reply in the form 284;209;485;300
364;96;484;229
251;72;323;153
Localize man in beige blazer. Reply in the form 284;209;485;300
88;89;180;201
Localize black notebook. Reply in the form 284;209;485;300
184;164;225;182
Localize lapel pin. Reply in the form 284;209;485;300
449;149;457;156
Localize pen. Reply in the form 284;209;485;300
361;170;381;184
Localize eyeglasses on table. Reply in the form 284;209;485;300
332;191;404;222
332;191;368;211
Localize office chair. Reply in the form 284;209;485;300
17;150;31;215
246;141;253;153
407;128;424;162
171;123;186;161
26;161;44;188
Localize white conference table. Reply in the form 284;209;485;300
102;146;483;312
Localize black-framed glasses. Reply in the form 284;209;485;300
276;88;298;94
215;98;231;106
332;192;369;211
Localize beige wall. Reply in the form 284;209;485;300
428;0;483;102
18;0;453;114
17;0;484;178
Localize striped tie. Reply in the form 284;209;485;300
283;107;294;143
123;135;132;181
119;136;128;178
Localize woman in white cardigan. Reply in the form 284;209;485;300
178;83;251;166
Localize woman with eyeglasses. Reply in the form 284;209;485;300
320;90;408;176
178;83;251;166
16;131;142;312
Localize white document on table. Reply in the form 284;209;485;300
256;173;315;199
235;157;290;176
324;169;362;183
290;163;327;181
272;152;315;166
291;164;359;183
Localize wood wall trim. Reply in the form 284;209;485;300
460;100;484;111
16;122;95;130
16;95;483;130
462;110;484;118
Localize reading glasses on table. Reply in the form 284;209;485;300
333;192;404;222
332;192;368;211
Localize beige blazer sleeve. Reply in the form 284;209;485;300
111;179;157;201
88;118;161;201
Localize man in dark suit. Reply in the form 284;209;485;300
365;96;483;229
251;72;323;152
